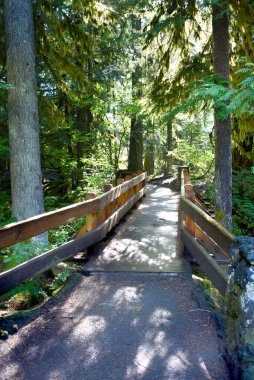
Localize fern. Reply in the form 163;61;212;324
50;270;73;292
168;60;254;121
1;279;47;305
232;169;254;235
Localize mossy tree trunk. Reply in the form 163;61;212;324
212;0;232;229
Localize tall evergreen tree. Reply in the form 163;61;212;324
212;0;232;229
128;16;143;173
4;0;45;221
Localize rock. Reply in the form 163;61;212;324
226;236;254;378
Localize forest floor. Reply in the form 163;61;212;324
0;181;229;379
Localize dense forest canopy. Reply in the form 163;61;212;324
0;0;254;236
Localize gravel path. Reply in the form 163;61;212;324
0;273;229;380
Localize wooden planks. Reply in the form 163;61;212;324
195;224;229;259
0;187;146;295
181;197;234;254
0;198;100;250
181;228;228;295
0;172;146;250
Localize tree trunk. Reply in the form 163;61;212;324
165;120;173;175
128;117;143;172
76;104;93;177
76;59;94;182
128;16;143;173
4;0;45;221
212;1;232;229
128;66;143;172
144;131;155;176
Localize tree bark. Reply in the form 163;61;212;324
212;1;232;229
128;116;143;172
128;16;143;173
4;0;45;221
165;120;173;175
128;65;143;172
144;130;155;176
76;54;94;181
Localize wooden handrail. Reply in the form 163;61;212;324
0;186;146;295
0;173;147;295
179;166;234;294
182;228;228;295
0;172;146;249
181;197;234;253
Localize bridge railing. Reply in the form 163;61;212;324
0;172;147;295
179;167;234;295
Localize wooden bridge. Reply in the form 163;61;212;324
0;168;233;296
0;169;233;379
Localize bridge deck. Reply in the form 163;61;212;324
86;184;190;273
0;183;229;379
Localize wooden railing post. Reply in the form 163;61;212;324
85;193;97;232
104;183;114;219
184;184;196;237
178;165;189;187
76;193;97;237
125;174;133;181
116;178;124;186
117;178;125;207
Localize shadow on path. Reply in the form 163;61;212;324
0;274;229;380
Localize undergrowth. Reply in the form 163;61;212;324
0;191;85;315
201;168;254;236
232;169;254;235
0;269;74;316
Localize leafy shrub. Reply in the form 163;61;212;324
232;169;254;235
196;169;254;236
48;217;85;245
2;240;52;270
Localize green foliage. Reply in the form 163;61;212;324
230;62;254;116
2;240;52;270
203;181;216;206
82;159;114;193
177;62;254;120
0;80;12;91
232;169;254;235
203;169;254;235
2;279;47;306
0;137;9;161
172;114;215;178
166;75;230;121
49;269;73;292
0;191;13;227
48;218;85;245
194;274;225;312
